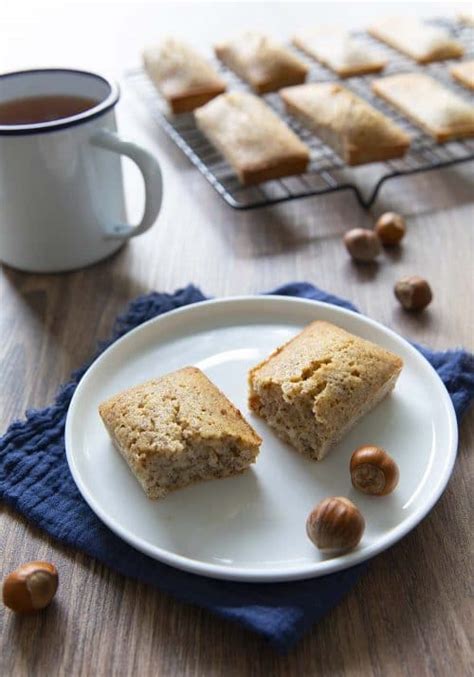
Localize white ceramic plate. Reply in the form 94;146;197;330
65;297;457;582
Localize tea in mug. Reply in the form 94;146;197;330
0;95;98;125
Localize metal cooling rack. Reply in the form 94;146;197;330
127;18;474;209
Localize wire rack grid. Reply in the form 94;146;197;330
127;18;474;210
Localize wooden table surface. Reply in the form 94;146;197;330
1;2;473;675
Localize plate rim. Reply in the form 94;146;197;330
65;295;458;582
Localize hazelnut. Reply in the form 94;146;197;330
375;212;406;246
2;561;58;613
350;445;399;496
394;276;432;311
306;497;365;553
343;228;381;262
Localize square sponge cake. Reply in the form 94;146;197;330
99;367;261;499
248;321;403;460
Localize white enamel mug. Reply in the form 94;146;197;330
0;68;162;272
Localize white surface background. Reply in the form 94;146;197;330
1;1;471;74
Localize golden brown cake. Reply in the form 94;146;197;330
280;83;410;165
451;61;474;91
99;367;261;499
372;73;474;142
214;32;308;93
194;91;310;184
248;321;403;461
293;28;386;77
368;17;464;63
143;38;226;113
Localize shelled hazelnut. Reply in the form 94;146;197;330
306;497;365;553
343;228;381;262
2;561;58;613
394;276;432;311
350;446;399;496
375;212;406;246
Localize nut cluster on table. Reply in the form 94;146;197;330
343;211;433;313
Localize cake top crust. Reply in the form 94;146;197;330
99;366;262;457
249;320;403;398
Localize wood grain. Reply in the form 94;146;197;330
1;3;474;674
1;152;473;676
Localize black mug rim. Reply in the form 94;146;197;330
0;68;120;136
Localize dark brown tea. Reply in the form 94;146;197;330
0;95;98;125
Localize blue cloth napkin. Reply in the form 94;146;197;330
1;283;473;651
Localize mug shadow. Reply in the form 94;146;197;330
1;244;151;369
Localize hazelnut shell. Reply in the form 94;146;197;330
375;212;406;246
2;561;58;613
306;496;365;552
343;228;381;262
394;276;432;311
350;446;399;496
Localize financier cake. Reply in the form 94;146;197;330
99;367;261;499
248;321;403;460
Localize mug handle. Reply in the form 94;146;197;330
90;129;162;239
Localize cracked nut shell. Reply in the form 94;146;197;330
306;497;365;553
394;276;432;311
2;561;58;613
350;445;399;496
